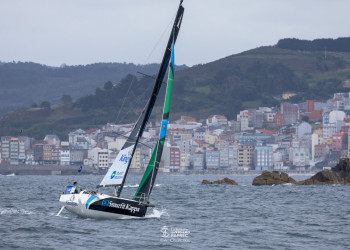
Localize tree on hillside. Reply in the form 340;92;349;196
61;94;73;104
276;37;350;52
40;101;51;109
31;102;38;108
104;81;113;90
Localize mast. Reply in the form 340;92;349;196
115;1;184;196
133;30;177;202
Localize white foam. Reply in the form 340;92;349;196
145;208;168;219
50;211;71;219
282;183;295;186
6;173;15;176
0;208;33;215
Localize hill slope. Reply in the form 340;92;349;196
1;44;350;140
0;62;187;115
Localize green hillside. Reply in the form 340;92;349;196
172;46;350;117
1;45;350;140
0;61;187;116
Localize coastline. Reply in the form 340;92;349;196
0;163;318;176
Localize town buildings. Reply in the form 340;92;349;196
2;92;350;172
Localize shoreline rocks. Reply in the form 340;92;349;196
297;158;350;185
252;171;296;186
201;177;238;185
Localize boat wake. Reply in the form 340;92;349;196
0;208;33;215
51;212;71;219
54;207;168;220
145;208;169;219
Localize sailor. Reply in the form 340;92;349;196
73;181;79;193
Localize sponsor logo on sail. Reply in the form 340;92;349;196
110;171;116;179
119;154;131;164
110;171;124;180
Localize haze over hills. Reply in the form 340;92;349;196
1;37;350;140
0;62;187;116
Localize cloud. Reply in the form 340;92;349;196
1;0;349;66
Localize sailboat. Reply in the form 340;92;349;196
58;1;184;219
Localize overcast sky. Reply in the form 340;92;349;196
1;0;349;67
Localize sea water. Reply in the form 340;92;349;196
0;174;349;249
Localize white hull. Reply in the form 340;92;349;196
59;191;147;219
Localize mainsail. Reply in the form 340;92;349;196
98;1;184;194
134;38;176;202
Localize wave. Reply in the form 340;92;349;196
6;173;16;176
0;208;33;215
124;184;162;188
124;184;139;188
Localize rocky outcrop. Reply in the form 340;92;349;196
297;158;350;185
201;179;212;184
201;177;238;185
252;171;296;186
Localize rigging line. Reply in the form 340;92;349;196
137;71;168;86
114;75;136;124
143;13;176;65
117;76;155;124
106;131;153;149
114;14;175;125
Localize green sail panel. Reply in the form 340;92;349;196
133;141;159;199
133;40;176;202
112;3;184;196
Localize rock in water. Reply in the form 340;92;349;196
201;177;238;185
298;158;350;185
252;171;296;186
201;179;212;184
213;177;238;185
